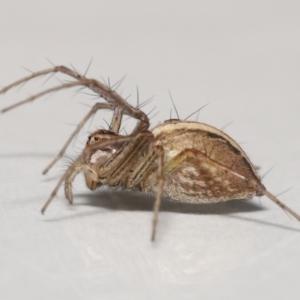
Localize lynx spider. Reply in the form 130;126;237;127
1;65;300;240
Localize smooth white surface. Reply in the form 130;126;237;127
1;1;300;299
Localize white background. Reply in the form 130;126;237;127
1;1;300;299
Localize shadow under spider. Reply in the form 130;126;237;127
45;190;300;232
74;190;300;232
75;190;263;215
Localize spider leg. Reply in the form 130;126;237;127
1;65;149;132
117;141;165;241
252;183;300;222
109;105;123;133
151;146;165;241
1;81;82;112
0;67;59;94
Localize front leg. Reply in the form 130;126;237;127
126;145;165;241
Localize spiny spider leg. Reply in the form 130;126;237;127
256;186;300;222
0;67;57;93
151;146;164;241
109;106;123;133
0;65;149;132
1;82;82;112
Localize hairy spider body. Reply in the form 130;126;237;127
1;64;299;240
77;119;263;204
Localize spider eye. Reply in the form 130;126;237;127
94;136;99;141
99;130;104;134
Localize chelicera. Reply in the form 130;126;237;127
1;65;299;240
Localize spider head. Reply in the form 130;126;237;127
83;129;123;190
86;129;118;146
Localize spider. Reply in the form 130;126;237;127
1;65;300;241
